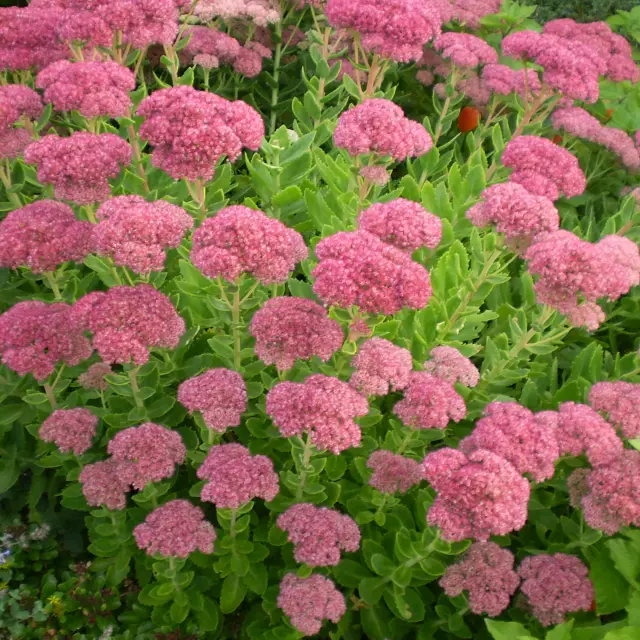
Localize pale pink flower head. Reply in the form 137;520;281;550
423;448;531;541
0;200;93;273
423;346;480;388
440;541;519;617
197;443;279;508
78;458;132;510
133;500;216;558
94;196;193;274
194;0;280;25
266;374;369;454
277;504;360;567
596;234;640;291
518;554;594;627
24;132;131;205
250;297;343;371
394;372;466;430
349;337;413;396
277;573;346;636
191;206;308;284
78;362;112;391
449;0;502;28
366;450;423;494
334;99;432;161
566;302;606;332
0;301;92;381
39;408;98;456
177;368;247;432
589;381;640;440
0;85;43;130
359;165;390;186
482;64;542;99
72;285;186;365
434;33;498;68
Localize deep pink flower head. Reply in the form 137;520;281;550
24;132;131;205
423;448;531;541
78;458;133;510
137;86;264;181
367;450;423;494
394;372;466;430
94;196;193;274
194;0;280;25
482;64;542;99
556;402;623;467
250;297;343;371
78;362;112;391
233;47;264;77
312;230;432;314
133;500;216;558
277;504;360;567
423;346;480;387
277;573;346;636
349;337;413;396
177;368;247;432
440;541;519;617
434;33;498;68
449;0;502;28
267;374;369;454
589;381;640;440
0;301;92;381
501;136;586;201
518;554;593;627
334;100;432;161
185;26;241;62
53;8;112;49
0;129;32;160
357;199;442;253
72;285;185;365
0;85;43;130
197;443;279;508
0;200;93;273
39;408;98;456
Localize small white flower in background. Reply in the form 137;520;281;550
29;524;50;541
98;625;114;640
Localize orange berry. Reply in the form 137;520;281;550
458;106;480;133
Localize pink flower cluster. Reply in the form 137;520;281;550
434;33;498;68
367;450;423;494
78;458;133;510
277;503;360;566
194;0;280;25
449;0;503;28
589;381;640;439
0;200;93;273
482;64;542;99
423;346;480;387
0;85;43;131
267;374;369;454
359;165;390;186
191;206;307;284
197;443;279;508
39;408;98;455
78;362;112;391
250;297;343;371
133;499;216;558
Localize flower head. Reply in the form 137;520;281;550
449;0;502;28
588;381;640;439
78;362;112;391
78;459;133;510
434;33;498;68
423;346;480;387
367;450;423;494
194;0;280;25
0;84;43;130
482;64;541;99
359;165;390;186
39;408;98;455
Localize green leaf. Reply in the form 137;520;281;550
198;597;220;631
170;600;190;624
546;621;574;640
485;621;532;640
272;185;302;207
220;574;247;614
588;547;630;615
333;560;372;588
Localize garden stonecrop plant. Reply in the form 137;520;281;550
1;0;640;638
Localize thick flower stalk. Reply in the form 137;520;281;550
588;381;640;439
423;346;480;388
39;408;98;456
367;450;423;494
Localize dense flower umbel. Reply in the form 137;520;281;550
137;86;264;181
517;554;594;627
277;573;346;636
177;369;247;432
133;500;216;558
194;0;280;25
72;285;186;365
78;459;133;510
277;504;360;567
588;381;640;439
357;199;442;253
423;346;480;387
39;408;98;456
367;450;423;494
0;301;92;381
197;443;279;508
434;33;498;68
0;200;93;273
0;129;32;160
440;542;520;617
482;64;542;99
449;0;502;28
24;132;132;205
78;362;112;391
94;196;193;274
312;231;432;315
394;372;466;430
250;297;343;371
191;206;308;284
0;85;43;130
333;100;432;161
267;374;369;454
422;448;531;541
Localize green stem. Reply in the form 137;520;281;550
168;557;181;592
230;508;237;539
269;20;283;135
43;271;62;301
150;494;158;509
295;433;314;501
43;383;57;410
622;366;640;380
0;160;22;208
397;430;416;455
127;366;144;408
127;124;150;194
83;204;96;224
231;284;241;370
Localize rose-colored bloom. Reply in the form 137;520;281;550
191;206;307;284
423;448;531;541
177;368;247;432
78;362;112;391
518;554;594;626
0;128;33;159
334;99;432;161
194;0;280;25
133;500;216;558
24;132;131;205
449;0;502;28
197;443;279;508
277;504;360;566
267;374;369;454
78;459;132;510
53;8;112;49
367;450;423;494
185;26;241;62
394;372;466;430
0;301;92;381
250;297;343;371
434;33;498;68
277;573;346;636
423;346;480;387
0;200;93;273
565;301;606;332
349;337;413;396
482;64;541;99
72;285;185;365
39;408;98;455
233;47;264;77
588;381;640;439
0;85;43;130
440;541;520;617
94;196;193;274
359;165;390;186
